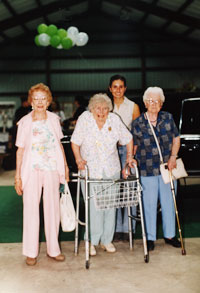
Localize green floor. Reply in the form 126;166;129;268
0;184;199;243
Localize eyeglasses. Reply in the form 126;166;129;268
33;97;48;101
147;99;160;105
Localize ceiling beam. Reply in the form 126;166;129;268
34;0;49;23
0;0;84;31
106;0;200;30
140;0;159;25
1;0;29;33
161;0;195;32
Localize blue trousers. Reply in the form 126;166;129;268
115;145;136;233
141;175;176;241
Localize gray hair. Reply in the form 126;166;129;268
143;87;165;104
88;93;113;112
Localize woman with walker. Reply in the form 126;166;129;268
15;83;69;266
131;86;181;251
71;93;136;256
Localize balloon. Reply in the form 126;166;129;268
37;23;48;34
57;44;63;49
57;28;67;39
75;32;89;46
34;35;41;46
46;24;58;36
50;35;61;48
67;26;79;45
61;37;73;49
38;33;50;46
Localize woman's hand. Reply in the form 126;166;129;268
65;165;70;182
76;159;87;170
167;156;177;171
14;178;23;196
122;158;137;179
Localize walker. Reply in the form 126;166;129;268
72;163;149;269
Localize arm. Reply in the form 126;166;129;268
15;147;24;196
60;143;69;182
71;142;87;170
122;139;137;178
132;104;140;120
167;136;181;171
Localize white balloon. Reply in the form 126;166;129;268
38;33;50;46
57;44;63;49
67;26;79;46
75;32;89;46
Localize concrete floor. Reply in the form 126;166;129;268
0;169;200;293
0;239;200;293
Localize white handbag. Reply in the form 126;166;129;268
146;112;188;184
60;181;76;232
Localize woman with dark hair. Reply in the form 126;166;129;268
108;75;140;242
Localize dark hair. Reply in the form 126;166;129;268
109;74;127;87
108;75;127;109
75;95;86;106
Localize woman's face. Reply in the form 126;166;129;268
145;92;162;114
31;90;50;113
92;102;109;123
109;79;126;100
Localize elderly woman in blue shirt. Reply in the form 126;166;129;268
71;93;136;256
131;87;181;251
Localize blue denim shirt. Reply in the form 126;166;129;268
131;111;179;177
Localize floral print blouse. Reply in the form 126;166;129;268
31;120;56;171
71;111;132;178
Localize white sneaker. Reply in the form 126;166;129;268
101;243;116;253
90;244;97;256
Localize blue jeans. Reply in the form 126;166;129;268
115;145;136;233
141;175;177;241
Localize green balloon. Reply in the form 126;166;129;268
34;35;41;46
61;37;73;49
37;23;48;34
46;24;58;36
50;35;61;48
57;28;67;39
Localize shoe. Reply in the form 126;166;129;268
26;257;37;266
90;245;97;256
113;232;123;242
164;237;181;248
123;233;130;242
147;240;155;251
101;243;116;253
47;254;65;261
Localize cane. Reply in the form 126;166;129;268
169;171;186;255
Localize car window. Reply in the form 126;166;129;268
180;99;200;134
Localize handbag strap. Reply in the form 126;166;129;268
64;181;71;196
145;112;164;164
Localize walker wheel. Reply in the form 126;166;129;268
85;260;90;269
144;254;149;263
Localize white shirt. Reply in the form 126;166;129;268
71;111;132;178
113;96;135;130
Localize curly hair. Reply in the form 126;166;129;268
88;93;113;112
28;83;53;104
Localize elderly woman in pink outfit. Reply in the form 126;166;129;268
14;83;69;266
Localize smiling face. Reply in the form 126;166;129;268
109;79;127;100
92;102;109;124
31;90;50;113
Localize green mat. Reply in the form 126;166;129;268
0;186;199;243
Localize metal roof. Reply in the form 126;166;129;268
0;0;200;47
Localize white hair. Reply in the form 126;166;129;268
143;87;165;104
88;93;113;112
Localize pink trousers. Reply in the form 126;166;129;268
23;170;61;258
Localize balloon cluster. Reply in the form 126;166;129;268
35;24;89;49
